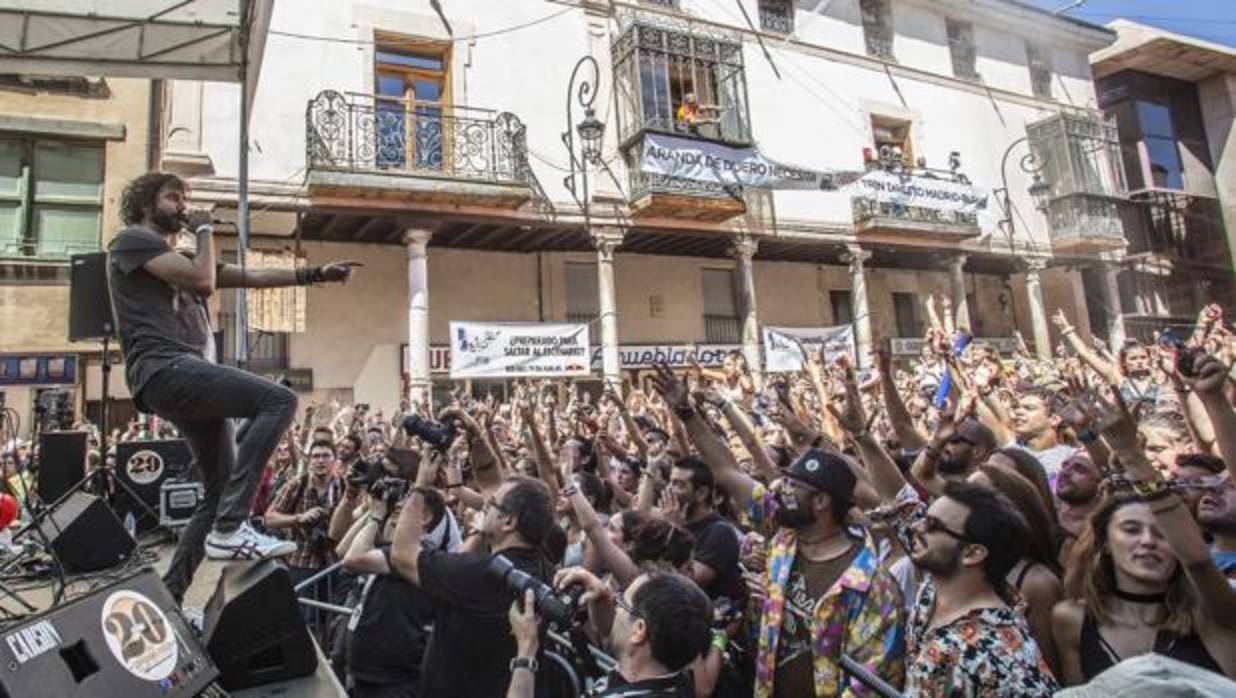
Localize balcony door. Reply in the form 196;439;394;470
374;42;450;171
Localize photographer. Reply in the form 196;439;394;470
392;447;555;698
337;477;460;698
265;439;345;628
507;570;711;698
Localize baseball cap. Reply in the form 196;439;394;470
783;448;856;502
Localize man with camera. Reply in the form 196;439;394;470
266;439;345;622
391;446;555;698
507;569;712;698
337;460;460;698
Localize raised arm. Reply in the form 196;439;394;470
565;486;641;587
827;359;907;502
650;364;758;507
875;345;929;450
216;260;359;288
1190;355;1236;481
1052;310;1121;386
518;399;560;493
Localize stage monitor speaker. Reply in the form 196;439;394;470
33;492;135;573
0;569;218;697
203;560;317;690
37;430;88;504
113;439;197;532
69;251;114;341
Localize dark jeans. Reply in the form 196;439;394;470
139;356;297;602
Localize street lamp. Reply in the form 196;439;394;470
562;55;603;225
995;135;1051;255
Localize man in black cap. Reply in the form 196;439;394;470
649;365;905;697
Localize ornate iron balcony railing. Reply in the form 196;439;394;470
306;90;532;185
851;197;979;228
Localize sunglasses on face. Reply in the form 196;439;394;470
921;515;970;542
613;593;643;620
486;496;511;515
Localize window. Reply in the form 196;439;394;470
565;262;599;324
0;136;103;260
216;251;290;370
830;290;854;326
871;114;914;166
1136;101;1184;190
861;0;895;61
613;21;752;146
1026;43;1053;100
759;0;794;34
946;19;978;80
892;292;921;338
702;268;740;343
373;37;450;170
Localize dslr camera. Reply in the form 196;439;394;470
401;415;459;450
486;554;584;630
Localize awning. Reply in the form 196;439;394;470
0;0;271;114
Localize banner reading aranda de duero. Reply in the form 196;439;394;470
639;133;852;191
763;325;855;373
449;322;591;379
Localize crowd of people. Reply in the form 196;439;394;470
5;296;1236;697
113;297;1226;697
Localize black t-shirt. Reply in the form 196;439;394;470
685;513;747;604
106;226;214;405
349;547;435;685
417;545;552;698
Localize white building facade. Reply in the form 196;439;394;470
158;0;1127;411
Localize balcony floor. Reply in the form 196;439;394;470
306;169;532;210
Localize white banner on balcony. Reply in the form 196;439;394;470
639;133;854;191
421;342;739;375
449;322;591;379
845;171;990;213
763;325;855;373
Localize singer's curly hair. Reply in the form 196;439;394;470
120;172;186;225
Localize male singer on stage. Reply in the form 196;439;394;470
107;172;360;602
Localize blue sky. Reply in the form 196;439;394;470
1018;0;1236;47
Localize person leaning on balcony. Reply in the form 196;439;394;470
675;92;724;133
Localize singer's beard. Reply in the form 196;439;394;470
151;208;182;235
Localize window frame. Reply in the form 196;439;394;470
759;0;794;35
945;18;979;81
0;133;104;261
1025;42;1053;100
892;291;921;338
870;114;915;166
860;0;895;61
372;34;453;171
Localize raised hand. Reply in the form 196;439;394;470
1050;308;1072;331
1089;387;1140;457
825;357;870;436
649;362;690;410
318;260;362;283
1189;354;1231;397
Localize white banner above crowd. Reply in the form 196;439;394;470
844;170;990;214
421;342;740;375
448;322;590;379
638;134;989;213
639;133;855;191
763;325;855;373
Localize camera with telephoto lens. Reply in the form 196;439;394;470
369;476;411;510
486;554;585;630
348;457;383;489
401;415;459;450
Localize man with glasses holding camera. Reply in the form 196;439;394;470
506;569;712;698
391;447;555;698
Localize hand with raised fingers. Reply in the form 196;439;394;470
825;356;870;436
649;362;691;411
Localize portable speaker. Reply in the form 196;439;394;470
31;491;135;573
36;430;88;504
0;569;218;697
69;251;115;341
203;560;317;690
113;440;197;532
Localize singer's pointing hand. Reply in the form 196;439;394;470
320;260;363;283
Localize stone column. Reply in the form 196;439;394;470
731;235;762;382
404;229;433;409
592;227;624;388
1024;258;1052;360
946;254;972;332
1098;263;1127;351
841;245;874;369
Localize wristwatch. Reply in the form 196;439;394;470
510;656;538;673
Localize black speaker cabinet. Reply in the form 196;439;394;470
113;440;197;532
69;251;115;341
0;569;218;697
203;560;317;690
37;430;88;504
33;492;135;573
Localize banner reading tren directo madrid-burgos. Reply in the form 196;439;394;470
449;322;591;379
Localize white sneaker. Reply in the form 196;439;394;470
204;521;297;561
180;606;204;634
